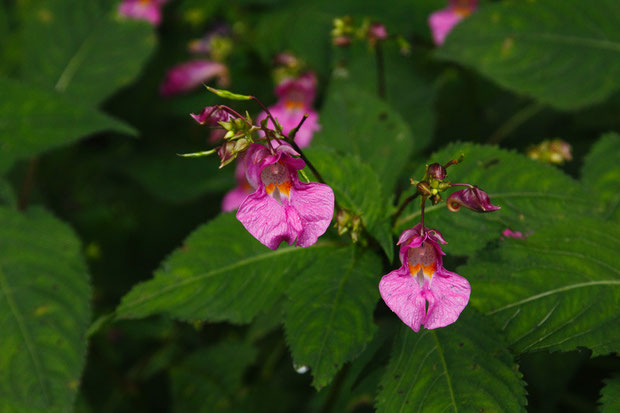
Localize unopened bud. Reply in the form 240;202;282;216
368;23;388;42
351;215;362;243
416;181;432;197
428;163;447;180
447;186;500;213
190;106;231;126
218;142;237;168
333;35;352;47
527;139;572;164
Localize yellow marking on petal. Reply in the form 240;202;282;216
277;182;292;197
409;263;421;276
265;183;275;194
284;100;305;110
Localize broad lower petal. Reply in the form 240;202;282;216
379;268;426;332
237;192;296;249
423;272;470;329
289;182;334;247
160;60;229;97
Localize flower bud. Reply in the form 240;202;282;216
190;106;231;126
416;181;432;197
447;186;500;213
428;163;447;180
368;23;388;42
218;141;237;168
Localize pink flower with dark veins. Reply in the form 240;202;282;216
160;60;229;97
118;0;168;26
236;143;334;249
379;224;470;331
256;72;321;148
428;0;477;45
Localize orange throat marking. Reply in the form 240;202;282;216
409;263;436;280
265;181;292;197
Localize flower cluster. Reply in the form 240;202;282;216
382;157;499;331
428;0;477;46
527;139;572;165
187;86;334;250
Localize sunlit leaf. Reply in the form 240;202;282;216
462;218;620;355
376;310;526;412
437;0;620;110
0;207;91;413
22;0;155;105
116;213;342;323
284;246;382;389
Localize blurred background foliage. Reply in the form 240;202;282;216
1;0;619;412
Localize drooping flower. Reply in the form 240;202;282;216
379;224;470;331
222;157;255;212
236;143;334;249
160;60;229;97
256;72;320;148
118;0;168;26
447;186;500;213
190;105;231;126
428;0;477;46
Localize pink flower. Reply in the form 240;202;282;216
379;224;470;332
160;60;229;97
428;0;477;46
446;186;500;213
501;228;527;240
257;72;320;148
236;143;334;249
222;158;254;212
118;0;167;26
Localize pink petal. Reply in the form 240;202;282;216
221;186;252;212
236;192;297;249
428;8;463;45
160;60;229;97
118;0;165;26
275;72;317;107
289;182;334;247
423;271;470;329
379;267;427;332
256;106;320;148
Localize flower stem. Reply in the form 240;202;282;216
251;96;283;135
288;140;326;185
375;43;386;99
419;196;427;232
392;192;419;225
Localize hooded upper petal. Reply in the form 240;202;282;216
160;60;229;97
379;267;427;332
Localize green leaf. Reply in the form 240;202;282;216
0;76;134;176
462;218;620;355
171;340;257;413
0;207;91;413
313;83;414;193
334;43;437;150
376;310;526;412
581;132;620;219
284;246;382;389
437;0;620;110
0;180;16;208
395;143;595;257
307;148;394;260
600;375;620;413
116;213;341;323
205;86;253;101
22;0;155;105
